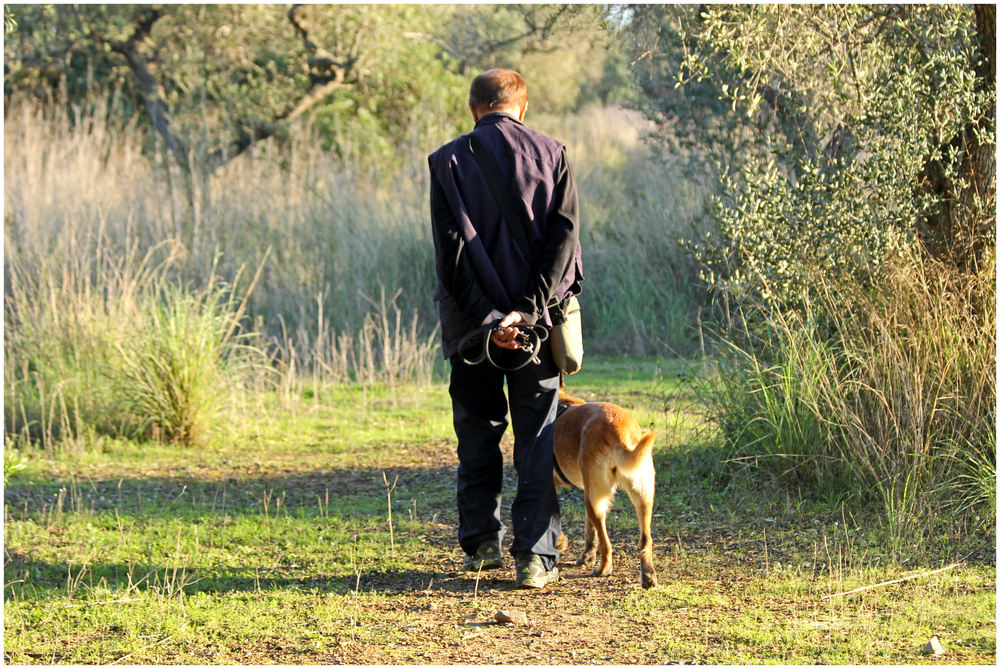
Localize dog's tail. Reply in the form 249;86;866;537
619;429;657;470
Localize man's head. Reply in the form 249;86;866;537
469;68;528;122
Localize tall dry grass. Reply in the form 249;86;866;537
3;235;263;450
4;99;706;449
544;105;714;355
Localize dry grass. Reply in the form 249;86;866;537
4;98;708;450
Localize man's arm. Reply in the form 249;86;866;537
430;169;495;324
512;147;580;323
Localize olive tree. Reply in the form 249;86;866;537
627;4;995;307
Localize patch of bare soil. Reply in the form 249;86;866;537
342;563;672;665
277;442;714;664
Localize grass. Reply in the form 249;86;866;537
4;99;709;378
4;357;994;664
709;249;996;552
4;99;709;468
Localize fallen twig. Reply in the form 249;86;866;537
63;597;144;608
822;562;962;600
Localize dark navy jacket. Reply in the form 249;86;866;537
428;113;583;358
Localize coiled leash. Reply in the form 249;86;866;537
458;319;549;371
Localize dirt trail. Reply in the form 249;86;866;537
287;442;725;665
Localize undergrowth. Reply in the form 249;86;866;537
711;249;996;554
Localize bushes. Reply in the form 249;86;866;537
714;249;995;542
116;281;263;446
643;5;998;549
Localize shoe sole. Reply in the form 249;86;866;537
516;567;559;589
461;559;502;572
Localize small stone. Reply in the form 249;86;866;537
495;609;528;625
921;636;945;656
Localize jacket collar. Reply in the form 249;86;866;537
475;111;524;128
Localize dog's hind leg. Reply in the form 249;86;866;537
627;488;656;588
624;479;657;588
584;494;613;577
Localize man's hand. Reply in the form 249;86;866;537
482;310;524;350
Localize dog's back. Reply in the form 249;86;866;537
554;400;655;488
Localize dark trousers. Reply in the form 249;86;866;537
449;341;561;570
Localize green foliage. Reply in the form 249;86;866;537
4;5;128;103
289;5;469;164
684;5;993;306
697;153;920;311
4;447;28;484
629;5;996;539
3;4;626;169
4;6;17;33
438;5;619;113
625;5;762;170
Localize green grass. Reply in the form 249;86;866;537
4;358;995;664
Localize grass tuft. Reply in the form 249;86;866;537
116;279;263;446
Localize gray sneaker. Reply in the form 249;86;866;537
515;554;559;589
461;540;502;571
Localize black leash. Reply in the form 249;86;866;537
458;319;549;372
553;454;577;489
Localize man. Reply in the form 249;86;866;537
428;68;583;589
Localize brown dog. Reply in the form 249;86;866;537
553;388;658;588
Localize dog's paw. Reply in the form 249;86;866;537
641;571;658;589
576;553;595;568
590;563;612;578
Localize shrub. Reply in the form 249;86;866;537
713;248;995;543
4;238;264;450
633;5;997;551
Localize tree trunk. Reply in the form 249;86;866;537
106;9;191;173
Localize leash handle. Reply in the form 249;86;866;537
458;320;549;371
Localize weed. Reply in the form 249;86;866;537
382;471;399;557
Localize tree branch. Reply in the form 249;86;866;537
102;7;190;172
287;3;350;86
205;4;356;171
